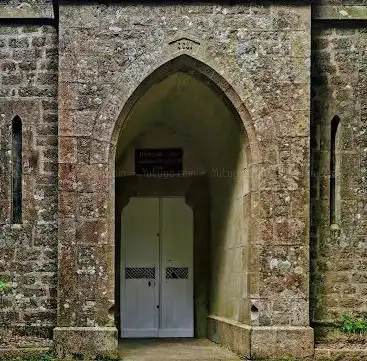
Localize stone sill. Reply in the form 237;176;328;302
313;5;367;20
0;4;54;19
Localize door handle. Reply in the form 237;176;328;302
148;281;151;287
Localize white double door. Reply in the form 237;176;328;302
121;197;194;338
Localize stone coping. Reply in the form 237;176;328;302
1;3;366;21
208;314;252;330
313;5;367;20
0;4;54;19
208;315;314;359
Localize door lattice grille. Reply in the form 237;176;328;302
166;267;189;279
125;267;155;279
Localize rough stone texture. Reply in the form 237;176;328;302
0;1;54;19
313;5;367;20
0;1;365;359
310;22;367;344
57;3;311;356
207;315;251;358
0;24;58;339
48;2;313;357
251;326;314;359
314;0;367;4
314;348;367;361
54;327;118;359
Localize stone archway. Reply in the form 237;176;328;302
56;53;312;360
111;56;258;357
55;53;258;358
114;67;252;344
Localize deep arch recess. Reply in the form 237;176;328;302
109;54;262;354
89;53;261;164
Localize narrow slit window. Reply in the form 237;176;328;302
330;116;340;225
12;116;22;224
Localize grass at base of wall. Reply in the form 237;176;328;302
0;352;55;361
0;351;120;361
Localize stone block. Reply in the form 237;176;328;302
54;327;118;359
59;137;77;164
251;326;314;359
207;315;251;358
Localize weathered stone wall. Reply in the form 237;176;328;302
0;1;366;358
0;24;58;338
56;2;312;358
310;22;367;341
315;0;367;4
0;1;54;19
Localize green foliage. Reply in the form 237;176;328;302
95;354;120;361
0;280;11;294
340;314;367;335
0;352;56;361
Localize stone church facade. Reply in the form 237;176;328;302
0;1;366;359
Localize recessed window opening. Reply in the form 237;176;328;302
12;116;22;224
330;116;340;225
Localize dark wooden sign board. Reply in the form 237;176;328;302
135;148;183;174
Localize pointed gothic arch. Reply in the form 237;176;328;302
89;54;261;165
109;53;260;347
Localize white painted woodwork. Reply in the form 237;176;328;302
121;198;160;337
121;197;193;338
159;197;194;337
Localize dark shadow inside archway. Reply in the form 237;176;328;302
114;63;252;346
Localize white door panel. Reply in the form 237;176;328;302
121;197;193;338
160;197;194;337
121;198;159;338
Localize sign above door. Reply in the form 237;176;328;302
135;148;183;175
